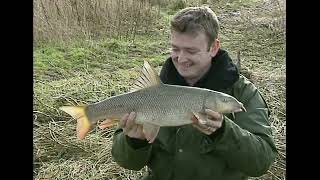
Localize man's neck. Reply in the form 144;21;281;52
185;78;201;86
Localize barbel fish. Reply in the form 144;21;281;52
60;61;246;143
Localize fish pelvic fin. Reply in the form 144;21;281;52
192;112;207;124
142;122;160;143
59;105;91;140
98;118;119;129
130;61;162;92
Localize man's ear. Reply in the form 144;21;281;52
209;39;220;57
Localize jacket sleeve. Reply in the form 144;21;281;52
208;76;277;177
111;128;152;171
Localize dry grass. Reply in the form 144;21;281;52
34;0;159;44
218;0;286;179
33;70;146;179
34;120;145;180
33;0;285;179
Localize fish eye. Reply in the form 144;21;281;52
223;98;227;102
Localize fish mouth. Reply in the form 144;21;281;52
241;106;247;112
233;106;246;113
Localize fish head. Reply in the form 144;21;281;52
205;91;246;113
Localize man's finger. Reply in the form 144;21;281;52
197;120;213;130
118;113;130;128
205;109;222;120
136;125;143;134
192;124;215;135
192;114;209;129
191;115;198;123
123;112;136;132
135;125;145;137
192;112;207;124
127;124;138;136
205;119;222;128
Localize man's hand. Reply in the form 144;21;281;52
99;112;146;140
192;109;224;135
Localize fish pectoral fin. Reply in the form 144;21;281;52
130;61;163;92
142;122;160;143
99;119;119;129
192;111;207;124
59;105;91;140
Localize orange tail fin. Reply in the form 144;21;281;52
59;105;91;140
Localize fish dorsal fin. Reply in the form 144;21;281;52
130;61;161;91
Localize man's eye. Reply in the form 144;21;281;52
187;50;198;54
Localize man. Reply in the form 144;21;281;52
104;6;277;180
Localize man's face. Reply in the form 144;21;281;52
170;31;219;85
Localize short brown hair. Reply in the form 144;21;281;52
170;6;219;48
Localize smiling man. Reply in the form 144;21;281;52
170;32;220;86
107;6;277;180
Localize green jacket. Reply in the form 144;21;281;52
111;50;277;180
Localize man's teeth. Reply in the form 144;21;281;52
184;63;191;68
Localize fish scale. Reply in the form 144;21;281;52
87;84;215;127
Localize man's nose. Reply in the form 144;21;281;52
177;51;188;63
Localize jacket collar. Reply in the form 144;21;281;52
160;49;239;91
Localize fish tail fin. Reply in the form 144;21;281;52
142;123;160;143
59;105;91;140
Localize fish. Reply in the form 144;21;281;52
59;61;246;143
